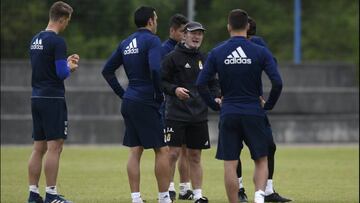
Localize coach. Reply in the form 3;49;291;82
161;22;221;203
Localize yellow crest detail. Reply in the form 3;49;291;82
199;61;203;70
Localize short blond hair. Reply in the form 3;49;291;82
49;1;73;21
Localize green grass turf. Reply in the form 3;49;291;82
1;145;358;203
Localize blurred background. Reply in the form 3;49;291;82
1;0;359;144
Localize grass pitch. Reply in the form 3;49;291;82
1;145;359;203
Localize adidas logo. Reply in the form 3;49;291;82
124;38;139;55
64;121;68;135
31;38;43;50
184;63;191;69
50;200;65;203
224;46;252;64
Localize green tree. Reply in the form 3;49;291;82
1;0;47;58
1;0;358;70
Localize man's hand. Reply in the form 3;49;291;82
259;96;266;108
214;97;222;107
175;87;190;100
67;54;80;72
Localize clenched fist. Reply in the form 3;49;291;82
67;54;80;72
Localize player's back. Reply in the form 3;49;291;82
210;36;279;116
161;38;177;58
30;31;66;97
120;29;162;104
213;36;265;100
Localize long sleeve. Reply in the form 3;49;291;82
55;60;70;80
261;48;283;110
54;38;70;80
196;51;221;111
202;53;221;98
102;44;125;99
160;55;178;96
208;76;221;98
251;36;278;96
148;37;163;103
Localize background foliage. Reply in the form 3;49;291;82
1;0;359;66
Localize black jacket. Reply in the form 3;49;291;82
161;43;220;122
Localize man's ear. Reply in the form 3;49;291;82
227;24;231;32
169;27;175;34
148;18;154;27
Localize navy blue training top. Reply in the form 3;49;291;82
29;31;68;98
249;35;276;96
161;38;177;57
251;36;278;65
196;36;283;117
250;36;268;48
102;29;163;107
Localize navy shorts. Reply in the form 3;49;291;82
121;99;166;149
165;120;210;149
216;114;269;160
31;98;68;141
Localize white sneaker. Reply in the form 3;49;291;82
158;197;172;203
132;198;144;203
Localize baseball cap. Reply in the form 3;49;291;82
184;21;206;32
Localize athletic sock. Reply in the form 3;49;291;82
193;188;202;200
238;177;244;189
45;186;57;195
254;190;265;203
265;179;274;195
186;182;191;190
131;192;143;203
29;185;40;194
168;182;175;191
179;182;191;195
158;191;171;203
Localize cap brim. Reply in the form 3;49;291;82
187;27;206;32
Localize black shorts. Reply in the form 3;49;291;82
164;120;210;149
31;98;68;141
216;114;268;160
121;99;166;149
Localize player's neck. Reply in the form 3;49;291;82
230;30;247;38
45;22;60;34
169;30;179;42
142;26;155;34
